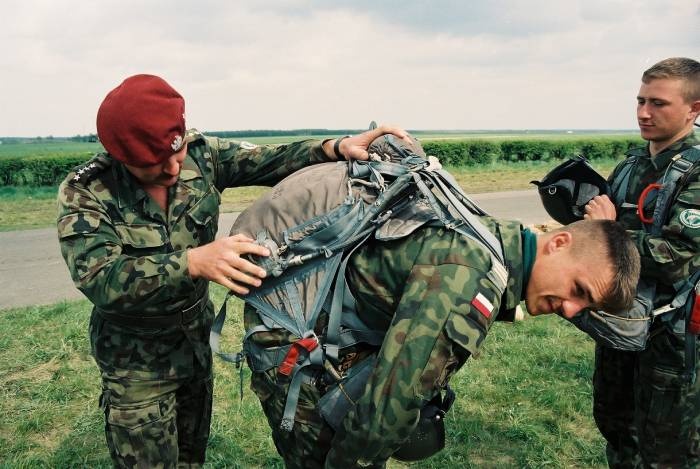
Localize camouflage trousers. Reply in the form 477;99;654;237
250;368;387;469
593;323;700;468
98;365;213;468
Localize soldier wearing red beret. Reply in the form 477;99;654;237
57;74;409;467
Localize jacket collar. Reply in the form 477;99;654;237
628;131;699;171
495;219;526;312
114;153;204;211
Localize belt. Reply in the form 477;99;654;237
96;296;206;328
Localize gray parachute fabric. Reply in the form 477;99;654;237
210;134;508;434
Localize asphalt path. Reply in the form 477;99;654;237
0;189;549;310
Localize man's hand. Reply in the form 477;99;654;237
324;124;411;161
584;195;617;221
187;234;269;295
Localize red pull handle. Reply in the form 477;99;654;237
689;291;700;335
637;183;663;224
278;337;319;376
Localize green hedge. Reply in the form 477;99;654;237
422;140;499;166
422;137;642;166
0;155;89;186
0;137;644;186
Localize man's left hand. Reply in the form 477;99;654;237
325;124;411;161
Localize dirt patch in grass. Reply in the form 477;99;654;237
1;357;61;385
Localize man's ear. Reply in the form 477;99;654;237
545;231;573;254
690;99;700;118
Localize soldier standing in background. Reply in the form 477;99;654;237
56;73;408;468
584;57;700;467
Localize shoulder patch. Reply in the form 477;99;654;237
471;292;494;319
679;209;700;229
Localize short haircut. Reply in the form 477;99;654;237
553;220;641;314
642;57;700;103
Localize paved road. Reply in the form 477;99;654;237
0;189;548;310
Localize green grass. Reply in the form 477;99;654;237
0;141;103;158
0;186;60;231
0;286;606;468
0;158;622;232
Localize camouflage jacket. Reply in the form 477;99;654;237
57;130;332;377
325;218;526;466
609;131;700;308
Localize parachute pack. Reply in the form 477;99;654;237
210;134;508;457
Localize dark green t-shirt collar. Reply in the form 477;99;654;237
521;228;536;297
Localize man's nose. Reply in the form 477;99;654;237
163;156;180;175
638;103;651;119
561;299;586;319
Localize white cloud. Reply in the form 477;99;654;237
1;0;698;136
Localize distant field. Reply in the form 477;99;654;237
211;130;640;145
0;141;102;158
0;130;639;157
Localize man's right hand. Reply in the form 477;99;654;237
584;195;617;221
187;234;269;295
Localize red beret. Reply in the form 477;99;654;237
96;74;186;167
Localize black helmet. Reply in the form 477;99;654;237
531;156;609;225
392;387;455;462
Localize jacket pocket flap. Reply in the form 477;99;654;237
114;223;166;248
57;212;100;238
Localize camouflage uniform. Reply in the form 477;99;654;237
57;131;333;468
593;131;700;468
246;217;527;468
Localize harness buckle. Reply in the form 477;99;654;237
671;154;694;172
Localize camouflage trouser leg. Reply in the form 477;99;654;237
594;327;700;468
593;345;642;468
249;369;337;469
99;368;213;469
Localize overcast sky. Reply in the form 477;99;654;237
2;0;698;137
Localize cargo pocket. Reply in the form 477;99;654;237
104;392;178;465
636;329;692;453
637;365;689;455
106;393;173;429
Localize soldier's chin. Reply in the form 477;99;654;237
525;297;541;316
158;176;179;187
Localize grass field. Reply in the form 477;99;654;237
0;285;607;468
